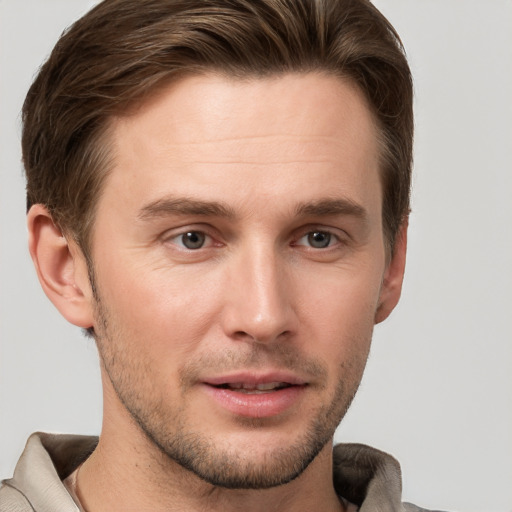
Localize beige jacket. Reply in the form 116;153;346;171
0;432;441;511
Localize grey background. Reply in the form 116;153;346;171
1;1;511;511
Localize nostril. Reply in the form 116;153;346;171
232;329;292;344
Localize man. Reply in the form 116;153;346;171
0;0;435;510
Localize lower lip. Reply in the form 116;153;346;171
202;384;306;418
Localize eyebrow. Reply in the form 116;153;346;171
138;196;368;223
294;198;368;221
138;197;236;221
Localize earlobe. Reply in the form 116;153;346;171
374;220;408;324
27;205;94;329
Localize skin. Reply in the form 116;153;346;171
28;72;407;512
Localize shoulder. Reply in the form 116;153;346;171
0;482;33;512
403;504;448;512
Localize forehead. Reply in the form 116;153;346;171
102;72;381;219
115;71;377;156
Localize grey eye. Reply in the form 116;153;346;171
307;231;331;248
181;231;206;249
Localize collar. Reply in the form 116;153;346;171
332;442;404;511
2;432;98;512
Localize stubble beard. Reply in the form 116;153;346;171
91;279;369;490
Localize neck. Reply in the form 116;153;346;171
78;434;344;512
79;433;343;509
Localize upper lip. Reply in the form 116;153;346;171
202;371;307;387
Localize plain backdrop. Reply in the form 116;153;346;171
1;1;511;511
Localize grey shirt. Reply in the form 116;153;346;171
0;432;442;512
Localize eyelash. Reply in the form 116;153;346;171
293;230;340;249
164;226;345;252
168;230;216;250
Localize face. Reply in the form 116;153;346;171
87;73;395;488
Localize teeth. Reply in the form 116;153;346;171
223;382;288;392
251;382;284;391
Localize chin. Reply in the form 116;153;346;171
161;431;330;490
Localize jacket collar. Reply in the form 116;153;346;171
332;442;405;511
4;432;98;512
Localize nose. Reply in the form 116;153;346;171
220;243;296;344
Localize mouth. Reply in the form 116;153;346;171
210;381;294;394
201;373;307;418
203;372;307;392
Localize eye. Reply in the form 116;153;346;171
297;231;336;249
172;231;208;250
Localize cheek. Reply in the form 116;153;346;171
95;258;226;354
297;263;382;362
299;260;383;327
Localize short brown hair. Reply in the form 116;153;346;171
22;0;413;254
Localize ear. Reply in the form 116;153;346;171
27;204;94;329
374;219;408;324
